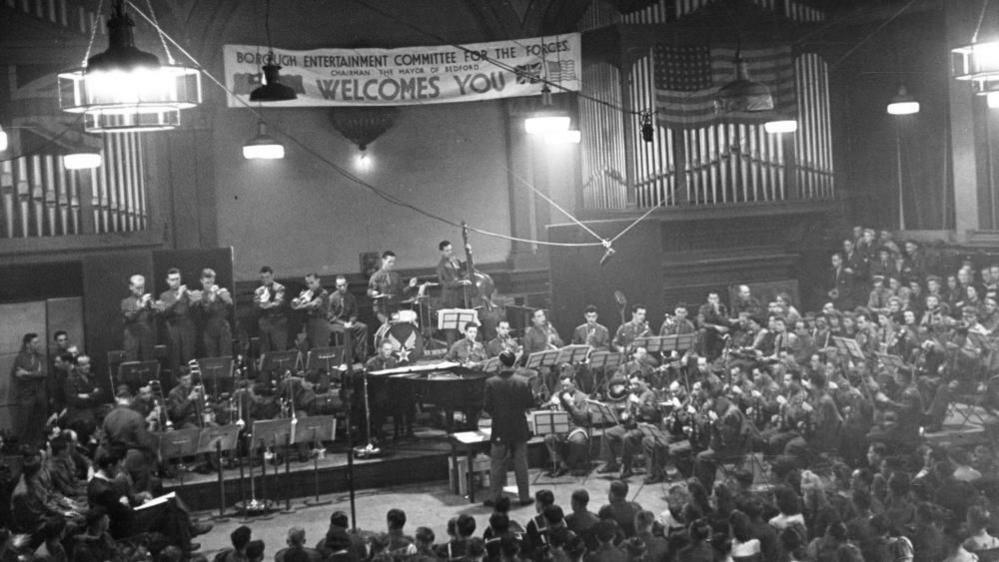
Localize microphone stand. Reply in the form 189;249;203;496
343;328;357;530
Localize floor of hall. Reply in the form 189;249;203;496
191;466;673;557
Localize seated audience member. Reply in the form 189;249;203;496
246;540;266;562
72;508;120;562
45;435;87;501
435;513;476;560
215;525;252;562
385;508;416;557
274;527;321;562
524;489;557;557
32;517;67;562
584;520;626;562
634;510;669;561
410;527;436;561
598;480;642;538
565;489;599;550
318;511;366;562
677;518;714;562
963;505;999;555
87;446;209;549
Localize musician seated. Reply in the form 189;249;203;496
486;320;521;358
693;388;752;490
543;372;591;477
610;348;656;390
598;379;662;480
363;340;414;441
166;370;205;430
447;323;488;368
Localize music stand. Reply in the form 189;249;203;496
117;361;161;393
832;336;865;363
156;428;200;486
588;352;623;395
585;399;619;428
676;333;697;352
198;357;234;397
293;416;337;507
260;350;301;377
525;350;560;371
250;419;294;513
482;357;501;373
556;345;591;365
306;347;343;375
437;308;479;333
875;353;908;372
634;336;666;354
196;425;241;520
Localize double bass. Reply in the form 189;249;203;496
460;222;497;311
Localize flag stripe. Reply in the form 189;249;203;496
653;42;797;128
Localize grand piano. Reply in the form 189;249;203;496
368;361;489;431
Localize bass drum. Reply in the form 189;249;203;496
375;321;424;361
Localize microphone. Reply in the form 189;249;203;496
599;243;616;266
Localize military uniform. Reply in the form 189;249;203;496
255;281;288;353
121;294;155;361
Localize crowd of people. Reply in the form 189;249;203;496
8;224;999;561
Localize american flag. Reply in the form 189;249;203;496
653;44;797;128
514;60;577;85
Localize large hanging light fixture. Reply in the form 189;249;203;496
716;52;774;114
242;121;285;160
525;37;570;135
764;117;798;134
58;0;202;133
886;85;920;115
63;152;103;170
250;0;297;102
952;0;999;103
0;125;7;151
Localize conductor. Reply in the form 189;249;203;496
483;351;535;507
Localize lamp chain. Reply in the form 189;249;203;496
143;0;175;64
81;0;106;67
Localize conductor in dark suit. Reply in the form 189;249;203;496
483;351;534;507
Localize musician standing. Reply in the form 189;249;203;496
329;276;369;361
255;266;288;353
367;251;418;325
158;268;197;379
438;240;472;345
613;305;650;353
121;274;156;361
483;351;534;507
437;240;472;305
192;268;233;358
292;273;331;350
486;320;521;358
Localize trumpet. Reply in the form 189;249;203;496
255;285;271;304
292;289;315;309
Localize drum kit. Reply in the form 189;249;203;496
372;291;444;360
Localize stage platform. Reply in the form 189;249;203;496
163;426;550;512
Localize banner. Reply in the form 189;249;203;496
223;33;581;108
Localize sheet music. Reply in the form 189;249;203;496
135;491;176;511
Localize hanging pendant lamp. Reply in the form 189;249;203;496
58;0;202;133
